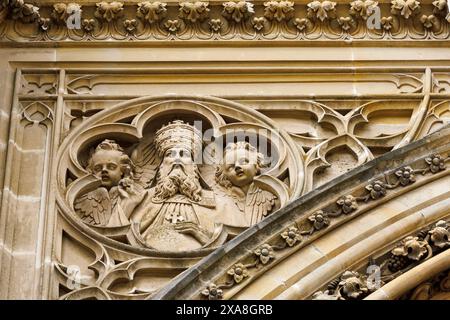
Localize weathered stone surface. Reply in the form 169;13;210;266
0;10;449;299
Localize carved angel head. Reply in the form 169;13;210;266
215;141;267;188
87;139;134;189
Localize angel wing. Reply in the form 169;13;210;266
245;185;277;226
74;188;112;226
131;137;159;189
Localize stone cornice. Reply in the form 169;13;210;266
0;0;449;45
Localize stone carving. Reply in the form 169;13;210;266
420;15;440;31
20;74;57;95
428;220;450;248
312;270;373;300
95;1;124;23
293;17;312;31
336;194;358;214
38;17;50;31
312;218;450;300
280;226;302;247
137;1;167;24
164;19;181;33
0;3;7;25
390;0;420;19
1;0;449;299
179;1;210;24
381;16;394;30
405;269;450;300
74;139;145;227
433;0;450;22
1;1;449;42
227;263;249;283
338;271;371;299
308;210;330;231
194;151;449;299
43;83;448;300
394;166;416;185
263;1;295;22
222;1;254;23
132;120;222;251
254;243;276;265
337;16;356;31
209;18;222;32
51;3;81;25
214;142;278;226
82;18;96;33
201;283;223;300
59;94;298;266
252;16;266;31
9;0;40;23
433;0;448;14
350;0;378;20
392;236;429;261
307;1;337;22
425;154;446;173
304;154;450;237
123;19;137;34
365;180;387;200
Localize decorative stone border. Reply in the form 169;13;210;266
311;218;450;300
0;1;449;43
198;152;449;300
152;124;450;300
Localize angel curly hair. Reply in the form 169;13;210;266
215;141;267;188
87;139;135;178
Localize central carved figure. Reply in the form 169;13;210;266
132;120;221;251
73;117;287;253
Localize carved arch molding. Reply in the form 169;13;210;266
0;64;450;300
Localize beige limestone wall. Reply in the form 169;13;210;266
0;45;449;299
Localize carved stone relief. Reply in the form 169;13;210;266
402;269;450;300
51;96;299;298
312;218;450;300
152;125;450;300
61;98;297;250
0;1;449;43
2;64;450;299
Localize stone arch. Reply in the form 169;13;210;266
154;125;450;300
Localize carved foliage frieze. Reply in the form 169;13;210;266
312;218;450;300
0;1;449;42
